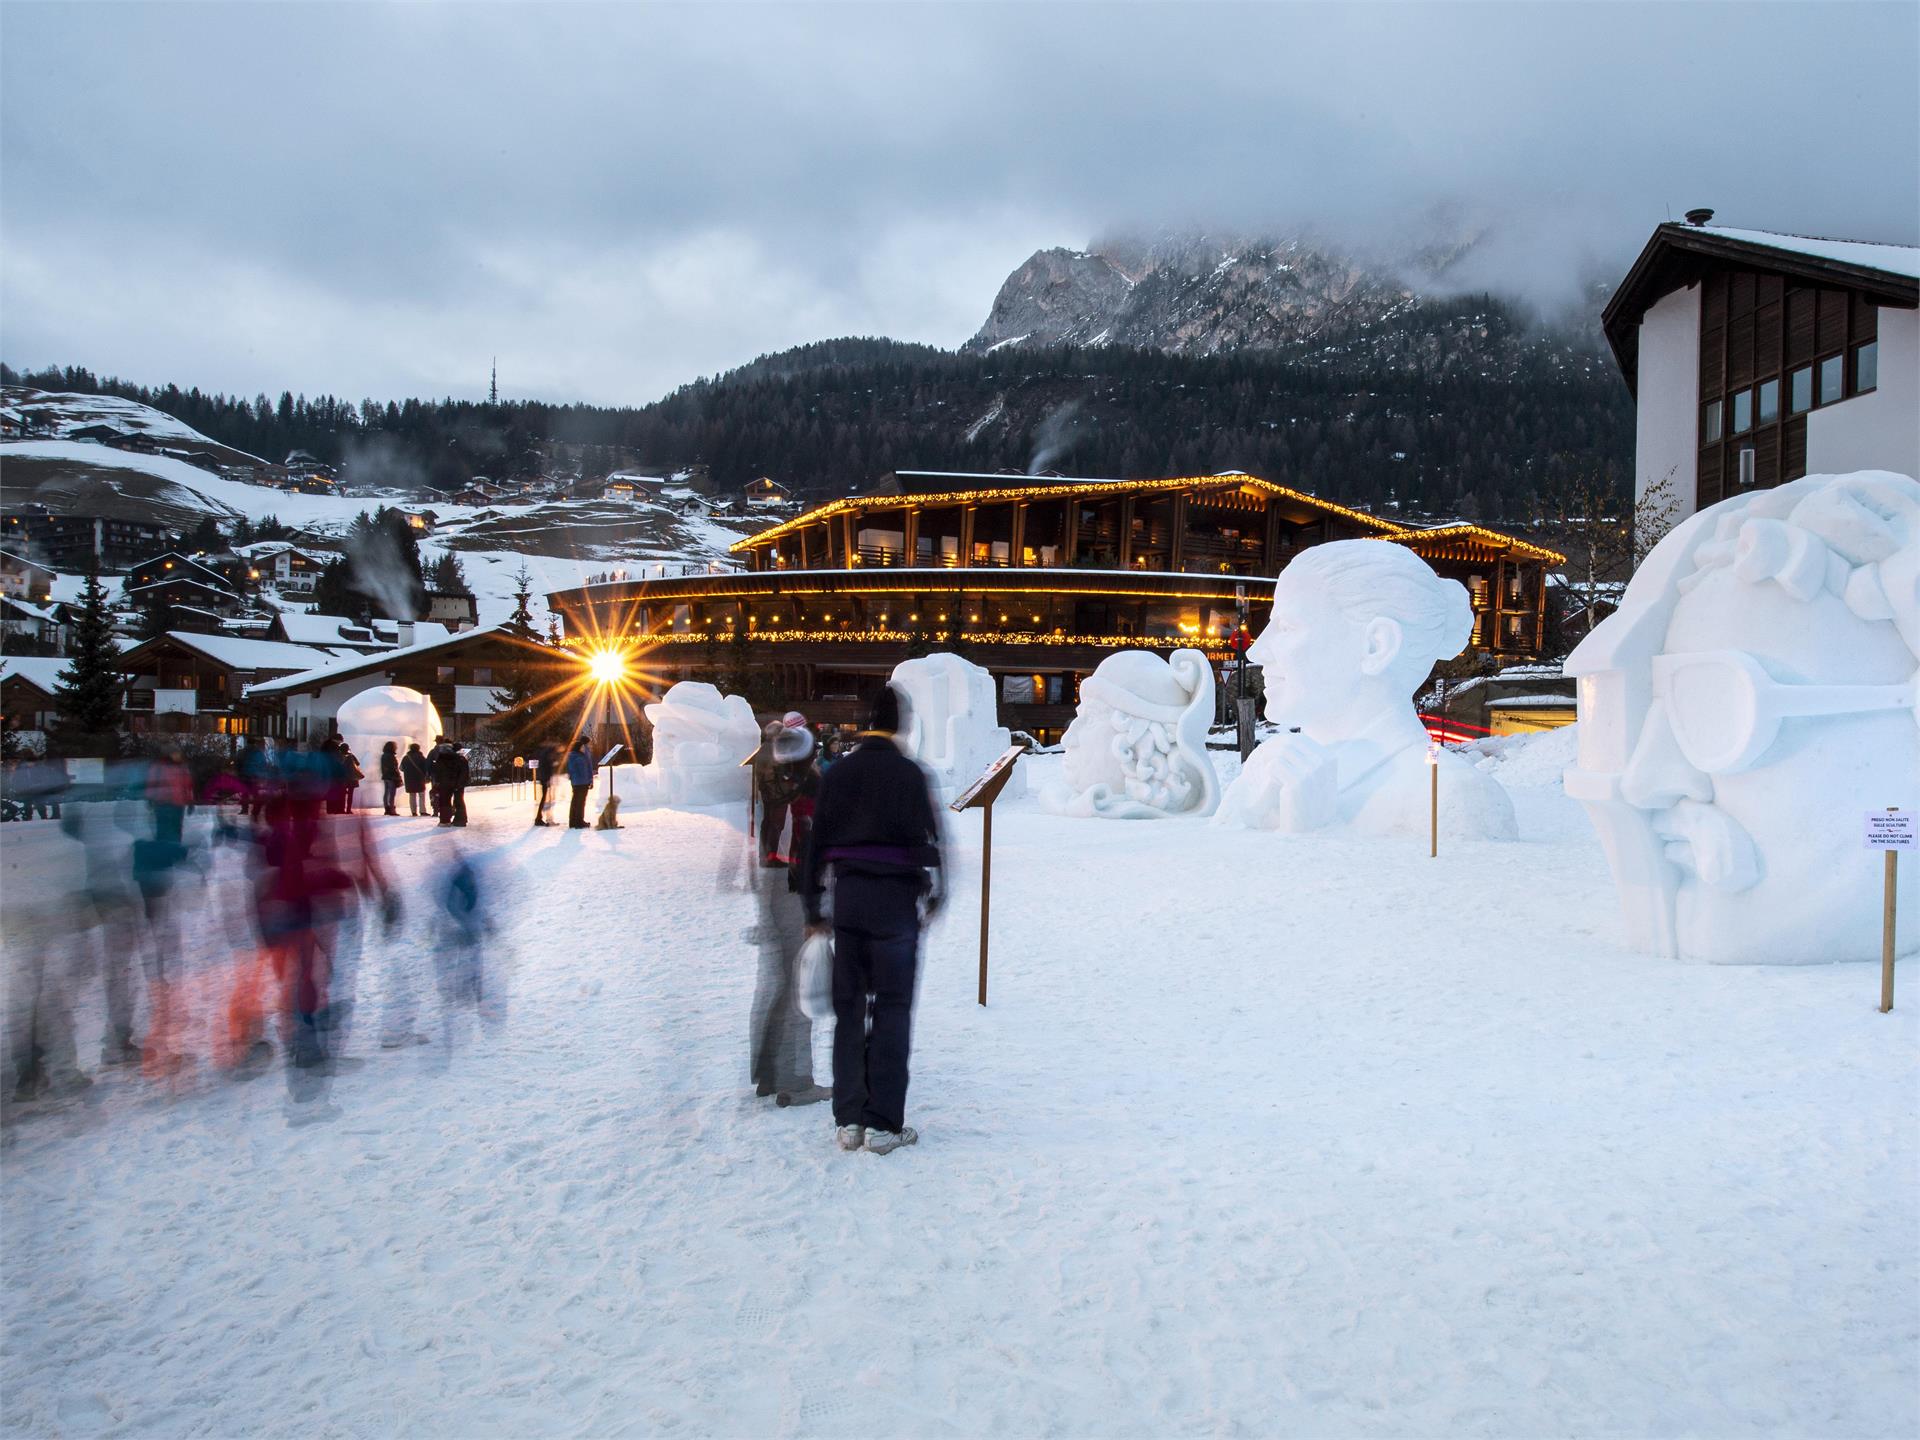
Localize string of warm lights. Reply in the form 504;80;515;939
729;473;1406;552
634;630;1236;651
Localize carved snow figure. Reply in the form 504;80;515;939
1042;648;1220;818
1566;470;1920;964
634;681;762;806
1216;540;1516;839
890;653;1024;800
336;685;442;809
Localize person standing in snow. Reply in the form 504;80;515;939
378;741;402;816
400;741;429;816
447;741;470;827
565;738;595;829
801;683;943;1155
428;736;456;824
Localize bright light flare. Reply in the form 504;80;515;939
588;648;628;684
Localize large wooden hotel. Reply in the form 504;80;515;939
547;470;1564;741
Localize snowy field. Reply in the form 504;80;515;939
2;738;1916;1437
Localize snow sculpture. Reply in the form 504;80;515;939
335;685;442;808
891;653;1024;800
635;681;762;806
1566;470;1920;964
1215;540;1516;839
1041;648;1220;818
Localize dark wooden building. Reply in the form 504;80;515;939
548;471;1563;740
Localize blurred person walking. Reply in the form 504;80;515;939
400;741;428;816
238;734;276;820
379;740;402;816
132;747;197;1079
802;684;944;1155
533;742;558;826
565;738;594;828
749;719;829;1106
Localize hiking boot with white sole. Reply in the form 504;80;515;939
864;1126;918;1155
834;1124;866;1152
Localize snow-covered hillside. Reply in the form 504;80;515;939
0;386;247;454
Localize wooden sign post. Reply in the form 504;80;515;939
1427;739;1440;859
951;746;1025;1007
1866;807;1914;1012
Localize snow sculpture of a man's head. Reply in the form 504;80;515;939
639;680;761;805
1252;539;1474;738
1047;648;1220;818
1566;470;1920;963
1217;540;1514;838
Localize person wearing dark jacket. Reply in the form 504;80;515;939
448;742;470;827
379;741;402;816
565;739;595;828
533;743;558;827
400;742;429;816
802;684;943;1156
429;738;457;824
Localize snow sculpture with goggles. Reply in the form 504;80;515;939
1566;470;1920;964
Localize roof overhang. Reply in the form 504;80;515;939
729;473;1402;553
1603;223;1920;396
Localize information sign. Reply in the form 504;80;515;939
1864;811;1916;849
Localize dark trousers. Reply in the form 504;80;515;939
568;783;589;827
451;788;468;826
533;780;551;824
829;872;922;1134
382;780;399;814
760;799;788;860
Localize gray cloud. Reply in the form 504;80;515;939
3;1;1914;405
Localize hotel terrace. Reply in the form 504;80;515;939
546;471;1564;741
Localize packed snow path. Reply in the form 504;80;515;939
2;753;1915;1438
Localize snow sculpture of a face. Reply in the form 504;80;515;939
640;680;762;805
335;685;442;806
891;652;1023;800
1216;539;1514;839
1047;648;1220;819
1566;471;1920;963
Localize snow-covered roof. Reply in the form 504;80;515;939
0;548;55;575
152;632;353;673
2;595;60;621
273;611;374;646
1697;226;1920;282
247;622;506;697
0;655;74;693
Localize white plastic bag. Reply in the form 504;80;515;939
796;930;834;1021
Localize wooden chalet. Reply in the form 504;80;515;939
548;470;1563;741
116;632;350;737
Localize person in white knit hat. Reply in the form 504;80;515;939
1044;647;1221;819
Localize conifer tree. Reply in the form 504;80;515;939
488;565;549;754
51;568;126;757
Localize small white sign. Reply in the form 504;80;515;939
1864;811;1916;850
597;743;625;768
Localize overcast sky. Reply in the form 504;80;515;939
3;1;1915;407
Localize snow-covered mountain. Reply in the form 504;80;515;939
966;229;1484;357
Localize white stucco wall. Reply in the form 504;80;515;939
1805;306;1920;480
1634;285;1702;521
282;673;398;739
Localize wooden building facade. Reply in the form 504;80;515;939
548;472;1562;742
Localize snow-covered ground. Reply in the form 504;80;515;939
2;738;1915;1437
